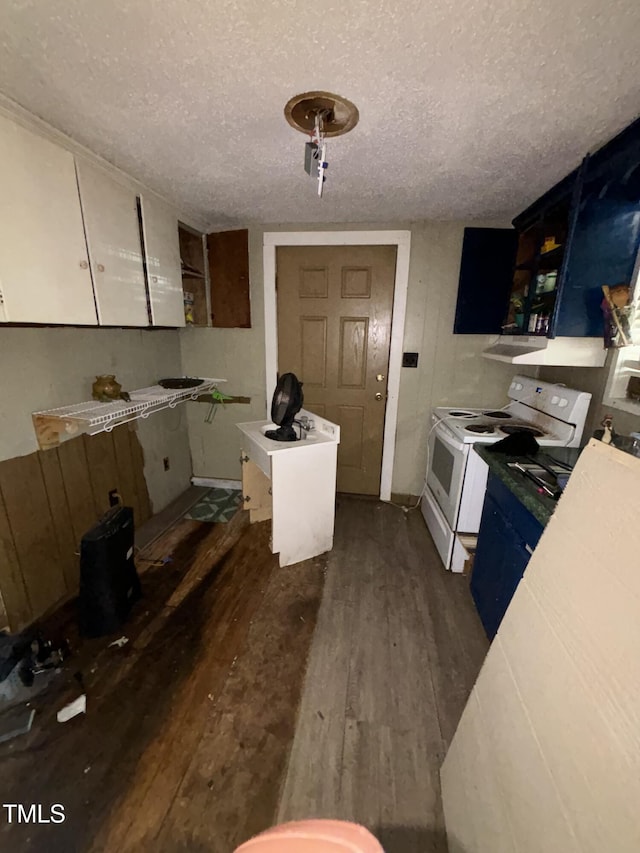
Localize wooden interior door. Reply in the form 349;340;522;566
276;245;396;495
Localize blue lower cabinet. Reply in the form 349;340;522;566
470;475;543;640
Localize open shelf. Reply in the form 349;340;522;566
33;377;226;450
538;244;563;265
179;225;209;326
181;263;206;280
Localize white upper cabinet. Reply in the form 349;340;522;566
0;113;97;325
0;110;187;328
139;195;186;327
76;160;149;327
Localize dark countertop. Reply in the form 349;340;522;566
474;444;582;527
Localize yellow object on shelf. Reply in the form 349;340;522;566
541;237;562;254
183;291;195;325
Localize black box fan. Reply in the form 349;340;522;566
265;372;304;442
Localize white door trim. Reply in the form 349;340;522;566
263;229;411;501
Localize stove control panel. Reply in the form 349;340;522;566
508;375;591;427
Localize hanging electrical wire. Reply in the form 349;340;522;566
285;92;359;199
309;110;329;197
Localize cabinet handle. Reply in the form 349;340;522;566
97;263;105;273
79;260;88;269
151;276;158;283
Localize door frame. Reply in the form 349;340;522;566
263;230;411;501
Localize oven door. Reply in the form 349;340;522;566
426;425;469;530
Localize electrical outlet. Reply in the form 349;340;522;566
163;457;170;471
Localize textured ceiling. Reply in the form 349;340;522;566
1;0;640;228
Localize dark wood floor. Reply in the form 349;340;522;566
0;510;325;853
278;496;488;853
0;495;486;852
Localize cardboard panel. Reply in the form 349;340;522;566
442;442;640;853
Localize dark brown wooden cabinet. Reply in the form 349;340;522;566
207;229;251;328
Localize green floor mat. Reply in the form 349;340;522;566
186;488;242;523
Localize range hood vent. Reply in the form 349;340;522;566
483;336;606;367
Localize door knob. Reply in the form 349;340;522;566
376;374;385;382
375;392;383;401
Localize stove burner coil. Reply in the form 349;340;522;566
483;410;512;419
500;425;546;437
448;410;477;418
465;424;496;434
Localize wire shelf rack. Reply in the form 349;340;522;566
33;377;226;450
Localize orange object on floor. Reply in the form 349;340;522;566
234;820;384;852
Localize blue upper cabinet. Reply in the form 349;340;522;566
553;119;640;338
454;227;518;334
503;168;582;338
476;115;640;340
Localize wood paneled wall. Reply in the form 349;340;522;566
0;426;151;633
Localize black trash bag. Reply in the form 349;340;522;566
488;431;540;456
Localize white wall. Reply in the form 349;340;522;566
181;220;523;494
394;221;531;494
441;440;640;852
181;226;267;480
0;327;192;512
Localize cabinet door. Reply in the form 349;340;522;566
139;195;185;327
454;227;517;334
241;455;272;523
471;487;541;640
471;494;513;639
554;161;640;337
208;229;251;328
0;114;97;324
76;160;149;327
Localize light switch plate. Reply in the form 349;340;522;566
402;352;419;368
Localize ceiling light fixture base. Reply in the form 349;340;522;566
284;91;359;138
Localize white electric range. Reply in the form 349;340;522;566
421;375;591;573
